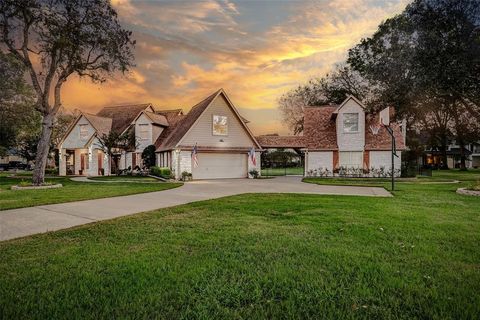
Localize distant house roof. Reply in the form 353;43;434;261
96;103;153;134
426;147;472;156
255;135;305;148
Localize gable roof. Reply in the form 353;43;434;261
82;113;112;137
96;103;153;134
333;95;366;115
155;89;261;151
142;111;169;127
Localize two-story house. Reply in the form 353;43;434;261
58;89;262;179
257;96;406;176
58;103;177;176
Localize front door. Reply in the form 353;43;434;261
80;153;86;175
66;150;75;175
97;151;104;175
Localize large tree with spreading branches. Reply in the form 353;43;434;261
348;0;480;169
278;64;370;135
0;0;135;184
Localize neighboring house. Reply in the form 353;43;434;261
257;96;406;176
58;89;262;179
58;103;172;176
423;141;479;169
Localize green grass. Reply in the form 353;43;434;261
262;167;304;176
0;171;479;318
0;176;181;211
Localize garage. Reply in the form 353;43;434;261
192;153;248;179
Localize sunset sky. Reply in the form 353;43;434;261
62;0;408;135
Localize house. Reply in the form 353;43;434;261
256;96;406;176
422;142;479;169
58;89;262;179
154;89;262;179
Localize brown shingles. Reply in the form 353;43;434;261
303;106;339;150
365;116;405;150
256;135;305;148
144;111;169;127
96;103;152;134
82;113;112;137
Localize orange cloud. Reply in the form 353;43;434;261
61;0;408;134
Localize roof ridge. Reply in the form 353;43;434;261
100;103;152;109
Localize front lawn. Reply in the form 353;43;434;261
0;171;479;318
0;176;181;211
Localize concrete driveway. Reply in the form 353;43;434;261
0;177;391;241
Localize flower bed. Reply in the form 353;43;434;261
456;188;480;196
11;184;63;190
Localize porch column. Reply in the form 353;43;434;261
59;148;67;176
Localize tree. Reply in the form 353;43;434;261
95;129;136;175
348;0;480;169
0;51;36;156
278;64;370;134
141;145;156;168
0;0;135;184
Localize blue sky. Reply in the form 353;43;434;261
63;0;408;134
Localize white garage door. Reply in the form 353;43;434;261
193;153;248;179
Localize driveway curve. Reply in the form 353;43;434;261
0;177;390;241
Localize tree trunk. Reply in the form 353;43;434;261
439;134;449;169
459;139;467;171
32;113;54;185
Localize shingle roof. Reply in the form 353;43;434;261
83;113;112;137
303;106;339;150
144;111;169;127
155;89;221;151
365;116;406;151
256;135;305;148
258;102;405;151
96;103;152;134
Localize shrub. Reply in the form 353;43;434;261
45;168;59;176
150;166;171;178
249;169;259;178
141;145;156;168
181;171;192;181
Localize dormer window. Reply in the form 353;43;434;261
343;113;359;133
79;124;89;140
139;124;149;140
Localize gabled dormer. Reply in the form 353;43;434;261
132;109;170;151
333;95;366;152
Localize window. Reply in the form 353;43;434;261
213;115;228;136
139;124;149;140
79;124;89;140
343;113;359;133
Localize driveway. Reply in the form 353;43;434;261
0;177;391;241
